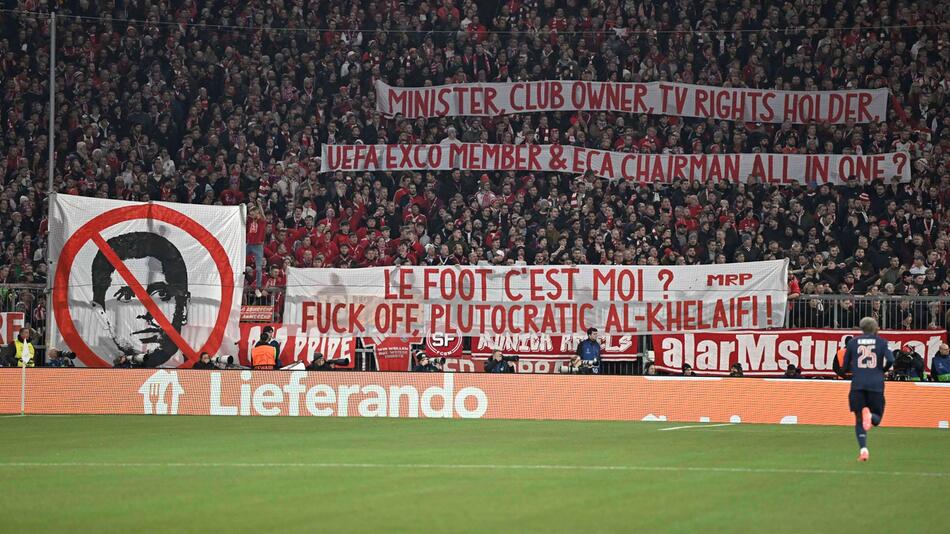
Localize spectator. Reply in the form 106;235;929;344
729;363;744;378
799;297;832;328
250;332;278;370
837;299;860;329
892;344;926;381
643;362;658;376
576;328;602;366
8;327;35;368
246;204;267;289
192;352;215;370
484;349;515;373
306;353;334;371
44;348;74;368
412;352;443;372
931;344;950;382
261;325;282;367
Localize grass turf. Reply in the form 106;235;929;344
0;416;946;533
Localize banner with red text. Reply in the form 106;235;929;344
320;144;911;184
468;333;640;373
653;329;948;377
365;335;422;372
425;333;465;359
283;262;788;338
376;80;888;124
472;333;639;360
416;333;640;373
240;305;274;322
0;312;27;346
237;323;355;367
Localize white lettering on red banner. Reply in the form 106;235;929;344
283;262;788;337
237;323;355;367
425;333;464;358
240;305;274;322
376;80;889;124
320;144;911;185
472;333;639;360
653;329;948;377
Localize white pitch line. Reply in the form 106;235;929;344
0;462;946;478
659;423;735;431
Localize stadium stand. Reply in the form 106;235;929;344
0;0;948;341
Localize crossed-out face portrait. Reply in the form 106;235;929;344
91;232;191;367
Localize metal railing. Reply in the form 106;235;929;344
784;294;950;331
241;286;283;322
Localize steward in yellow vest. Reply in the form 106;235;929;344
13;328;35;368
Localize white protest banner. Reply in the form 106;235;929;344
283;262;788;338
653;329;949;377
376;80;889;124
320;143;911;184
48;194;245;368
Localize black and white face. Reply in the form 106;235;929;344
101;257;186;363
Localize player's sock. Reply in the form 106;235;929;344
871;413;881;427
854;415;867;448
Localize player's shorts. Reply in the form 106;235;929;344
849;389;885;418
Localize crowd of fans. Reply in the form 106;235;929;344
1;0;950;339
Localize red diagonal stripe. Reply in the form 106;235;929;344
91;232;198;361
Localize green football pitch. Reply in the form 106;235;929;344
0;416;946;533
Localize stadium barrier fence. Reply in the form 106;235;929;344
3;284;948;373
784;294;950;331
1;368;948;428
